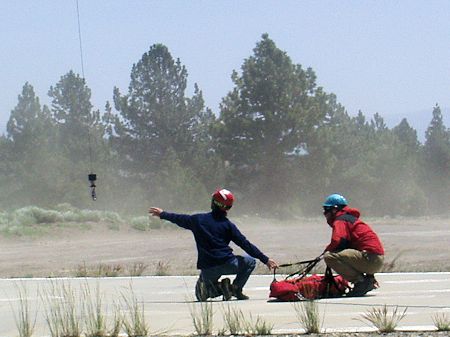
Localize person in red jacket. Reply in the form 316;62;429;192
322;194;385;296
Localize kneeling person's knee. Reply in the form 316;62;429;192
239;255;256;270
323;251;337;264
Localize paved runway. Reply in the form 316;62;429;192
1;272;449;336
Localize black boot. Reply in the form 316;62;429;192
195;278;209;302
220;278;233;301
348;274;376;297
232;284;249;300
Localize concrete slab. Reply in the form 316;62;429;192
1;272;449;336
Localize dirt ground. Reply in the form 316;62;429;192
0;215;449;278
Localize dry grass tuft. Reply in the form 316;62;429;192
359;304;407;333
293;299;322;334
154;261;170;276
120;283;149;337
243;313;274;335
189;300;213;335
11;283;38;337
83;282;107;337
127;262;148;276
221;304;244;334
41;281;83;337
221;304;273;335
75;263;123;277
432;312;450;331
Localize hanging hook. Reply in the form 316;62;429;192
88;173;97;201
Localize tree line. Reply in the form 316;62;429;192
1;34;449;217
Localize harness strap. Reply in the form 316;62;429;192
324;266;338;297
272;255;323;282
277;258;320;268
288;259;317;280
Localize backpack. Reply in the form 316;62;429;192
269;267;350;301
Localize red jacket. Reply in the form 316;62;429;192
325;206;384;255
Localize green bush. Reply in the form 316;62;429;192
103;211;123;224
31;207;63;223
0;204;177;236
131;216;153;231
11;207;38;227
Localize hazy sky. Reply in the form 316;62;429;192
1;1;449;139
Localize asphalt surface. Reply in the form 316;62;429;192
1;272;449;336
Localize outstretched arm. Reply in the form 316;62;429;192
149;207;194;230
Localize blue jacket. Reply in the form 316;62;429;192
160;210;269;269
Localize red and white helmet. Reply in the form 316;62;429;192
212;188;234;210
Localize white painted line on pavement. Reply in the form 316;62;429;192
377;272;450;276
278;325;438;334
380;288;450;294
0;272;449;282
396;325;439;331
323;325;437;333
369;295;437;301
384;278;450;283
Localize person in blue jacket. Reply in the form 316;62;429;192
149;188;278;301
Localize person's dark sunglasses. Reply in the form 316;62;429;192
213;199;232;210
323;206;334;214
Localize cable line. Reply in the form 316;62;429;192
76;0;85;79
76;0;97;200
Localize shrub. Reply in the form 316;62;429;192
130;216;152;231
31;207;62;223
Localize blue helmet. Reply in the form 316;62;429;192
323;194;348;207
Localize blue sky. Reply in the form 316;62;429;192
1;1;449;140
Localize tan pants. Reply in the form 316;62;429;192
324;249;384;283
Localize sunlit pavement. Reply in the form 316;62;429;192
1;273;449;336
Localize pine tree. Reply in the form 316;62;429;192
48;70;101;163
7;82;52;154
214;34;334;212
48;71;105;207
108;44;215;209
422;104;450;213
